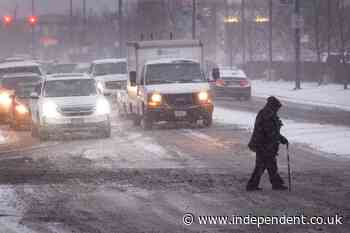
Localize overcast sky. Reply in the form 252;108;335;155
0;0;120;17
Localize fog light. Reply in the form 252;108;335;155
15;104;28;115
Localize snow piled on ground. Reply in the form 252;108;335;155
0;130;7;144
214;107;350;158
252;80;350;111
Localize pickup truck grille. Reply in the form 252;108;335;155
105;81;126;90
59;105;95;116
164;93;195;107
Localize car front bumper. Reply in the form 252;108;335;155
41;114;110;133
146;103;213;122
213;86;251;98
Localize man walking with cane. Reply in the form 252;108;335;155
246;96;289;191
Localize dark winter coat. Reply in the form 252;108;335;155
248;99;287;156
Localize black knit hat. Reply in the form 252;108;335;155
267;96;282;108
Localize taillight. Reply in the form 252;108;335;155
216;79;225;86
240;80;250;87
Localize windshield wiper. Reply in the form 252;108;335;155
176;78;204;83
149;79;174;84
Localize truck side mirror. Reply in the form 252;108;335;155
129;71;137;86
212;68;220;81
30;92;39;99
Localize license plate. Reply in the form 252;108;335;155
71;118;84;124
174;111;187;117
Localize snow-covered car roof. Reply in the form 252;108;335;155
220;69;247;79
145;58;199;65
0;60;40;69
47;73;89;79
92;58;126;64
2;72;42;79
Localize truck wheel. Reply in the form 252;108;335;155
141;115;152;130
133;115;141;126
203;114;213;127
101;126;111;138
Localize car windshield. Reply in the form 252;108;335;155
145;63;205;84
1;76;41;98
49;64;77;74
44;79;97;97
0;66;42;76
94;62;126;76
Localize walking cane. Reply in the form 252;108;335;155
286;144;292;192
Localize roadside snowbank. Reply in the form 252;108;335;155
252;80;350;111
0;130;7;144
214;107;350;157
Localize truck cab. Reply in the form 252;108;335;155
125;40;215;130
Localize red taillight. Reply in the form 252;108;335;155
216;79;225;86
240;80;249;87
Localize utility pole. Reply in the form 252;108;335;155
294;0;301;89
192;0;196;39
327;0;331;57
83;0;86;25
241;0;246;65
31;0;35;58
268;0;273;80
82;0;87;57
118;0;123;57
70;0;73;52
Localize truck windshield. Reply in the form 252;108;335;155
1;76;41;98
94;62;126;76
44;79;97;97
146;63;205;84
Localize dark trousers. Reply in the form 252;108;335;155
247;152;284;188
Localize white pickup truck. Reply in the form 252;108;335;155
122;40;218;130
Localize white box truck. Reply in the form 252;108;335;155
123;40;219;130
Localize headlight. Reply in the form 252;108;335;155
42;101;60;118
198;91;209;101
15;104;29;115
150;93;162;103
0;92;12;106
97;82;104;93
148;93;162;106
96;98;111;115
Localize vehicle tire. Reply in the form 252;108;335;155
38;127;49;141
31;121;39;138
203;113;213;127
101;126;111;138
12;121;19;131
141;115;152;130
133;115;141;126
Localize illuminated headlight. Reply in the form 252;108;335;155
42;101;60;118
15;104;29;115
198;91;209;101
150;93;162;103
0;93;12;106
97;82;104;93
96;98;111;115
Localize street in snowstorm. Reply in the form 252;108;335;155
0;0;349;232
0;95;348;233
